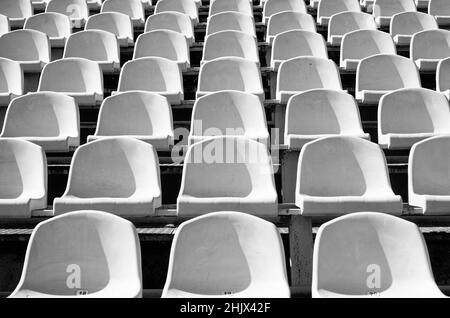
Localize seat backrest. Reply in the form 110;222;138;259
373;0;416;18
263;0;307;22
46;0;89;20
25;12;71;39
0;0;33;20
203;30;259;63
86;12;133;41
341;29;396;62
267;11;316;42
101;0;144;21
145;12;194;40
437;57;450;92
134;30;189;61
0;57;23;95
0;29;50;63
209;0;252;16
390;12;437;38
429;0;450;16
206;12;255;36
318;0;361;20
328;12;377;41
411;29;450;60
154;0;198;22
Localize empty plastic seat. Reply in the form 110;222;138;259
117;57;183;105
340;30;396;71
391;12;437;46
277;57;343;103
328;11;377;46
9;210;142;297
197;57;264;101
0;14;10;37
373;0;417;28
0;139;46;218
101;0;145;27
64;30;120;74
162;211;290;298
209;0;253;17
263;0;307;24
429;0;450;25
88;91;174;150
378;88;450;150
0;29;50;72
285;89;369;150
1;92;79;152
145;12;194;45
0;58;23;107
0;0;33;28
317;0;362;27
202;31;259;65
356;54;421;104
411;29;450;71
54;137;161;216
38;58;104;106
46;0;89;28
271;30;328;70
134;30;190;71
155;0;199;24
178;136;278;216
437;57;450;99
86;12;134;47
312;212;445;297
266;11;316;44
206;12;256;38
24;13;71;48
296;136;403;215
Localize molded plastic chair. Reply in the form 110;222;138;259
317;0;361;27
263;0;307;24
154;0;199;24
46;0;89;28
411;29;450;71
373;0;417;28
25;12;71;48
266;11;316;44
328;11;377;46
390;11;438;46
209;0;253;17
86;12;134;47
206;12;255;38
145;12;194;45
101;0;145;27
0;58;23;107
0;0;33;28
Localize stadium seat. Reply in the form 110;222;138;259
317;0;362;27
263;0;307;24
64;30;120;74
38;57;104;106
87;91;174;151
202;31;259;65
209;0;253;17
117;57;183;105
411;29;450;71
378;88;450;150
390;12;438;46
356;54;421;104
416;0;430;9
373;0;417;28
101;0;145;27
197;57;264;101
271;30;328;70
162;211;290;298
429;0;450;25
46;0;89;28
9;210;142;297
328;11;377;46
177;136;278;217
154;0;199;24
437;57;450;99
285;89;370;150
145;12;194;45
340;29;396;71
189;91;269;147
53;137;162;216
312;212;445;297
277;57;343;103
206;12;256;38
0;30;50;72
1;92;79;152
0;0;33;28
266;11;316;44
134;30;190;71
0;139;46;218
0;15;10;37
296;136;403;216
86;12;134;47
24;13;71;48
0;58;23;107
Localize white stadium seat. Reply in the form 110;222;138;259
202;31;259;65
390;12;438;46
101;0;145;27
209;0;253;17
54;137;162;216
25;12;71;48
285;89;369;150
277;57;343;103
0;139;46;218
38;57;104;106
177;136;278;217
0;58;23;107
263;0;307;24
46;0;89;28
340;29;396;71
356;54;421;104
0;29;50;72
154;0;199;24
86;12;134;47
206;12;256;38
373;0;417;28
411;29;450;71
0;15;9;37
328;11;377;46
189;90;269;147
197;57;264;101
134;30;190;71
145;12;195;45
378;88;450;149
162;211;290;298
1;92;80;152
271;30;328;70
0;0;33;28
312;212;445;297
9;210;143;297
437;57;450;99
88;91;174;151
429;0;450;25
117;57;184;105
317;0;362;27
266;11;316;44
296;136;403;216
